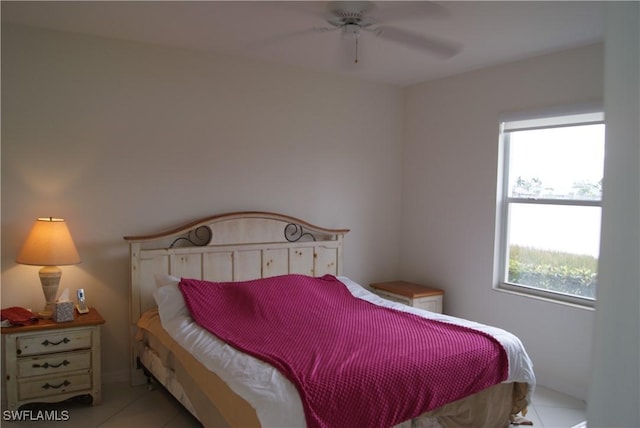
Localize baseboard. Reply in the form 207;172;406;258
536;378;587;402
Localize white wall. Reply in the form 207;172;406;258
1;24;405;382
587;3;639;426
402;44;604;400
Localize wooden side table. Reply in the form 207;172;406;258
2;307;105;410
370;281;444;313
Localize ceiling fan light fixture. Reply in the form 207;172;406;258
342;23;361;39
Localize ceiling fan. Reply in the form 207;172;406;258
312;1;461;65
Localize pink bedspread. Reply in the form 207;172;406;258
179;275;508;428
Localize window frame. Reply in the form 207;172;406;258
494;105;605;307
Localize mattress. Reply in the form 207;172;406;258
136;276;533;427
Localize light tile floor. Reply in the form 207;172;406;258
527;386;587;428
2;382;586;427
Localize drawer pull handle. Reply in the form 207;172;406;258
41;338;70;347
42;380;70;390
33;360;70;369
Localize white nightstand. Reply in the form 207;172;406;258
370;281;444;313
2;307;105;411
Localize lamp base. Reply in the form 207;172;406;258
39;266;62;316
38;310;53;319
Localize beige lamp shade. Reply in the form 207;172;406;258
16;217;80;318
16;218;81;266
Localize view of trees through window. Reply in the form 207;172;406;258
512;175;602;200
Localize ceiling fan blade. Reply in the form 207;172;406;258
368;1;448;22
375;26;461;58
313;26;341;34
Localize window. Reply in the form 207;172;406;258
495;107;605;305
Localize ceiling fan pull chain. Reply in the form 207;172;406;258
355;37;359;64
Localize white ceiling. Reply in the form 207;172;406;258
1;1;606;86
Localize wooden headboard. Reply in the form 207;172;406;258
124;211;349;383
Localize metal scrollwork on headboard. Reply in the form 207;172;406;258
284;223;316;242
169;225;213;248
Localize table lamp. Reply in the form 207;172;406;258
16;217;81;318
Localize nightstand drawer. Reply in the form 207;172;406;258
17;330;92;356
413;296;443;313
17;349;91;378
18;373;92;400
375;289;412;306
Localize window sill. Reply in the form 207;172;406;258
493;284;595;311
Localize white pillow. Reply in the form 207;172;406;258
153;274;191;326
154;274;180;289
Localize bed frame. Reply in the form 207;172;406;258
124;211;349;385
124;211;528;427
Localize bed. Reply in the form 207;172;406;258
124;211;534;428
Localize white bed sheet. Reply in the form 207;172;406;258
153;276;535;428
